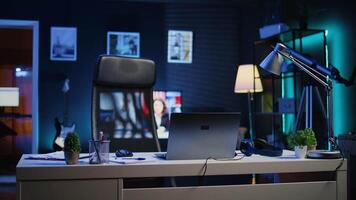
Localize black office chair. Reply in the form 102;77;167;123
92;55;161;152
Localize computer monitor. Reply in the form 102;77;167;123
153;90;182;139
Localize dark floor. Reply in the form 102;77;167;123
0;177;16;200
0;156;18;200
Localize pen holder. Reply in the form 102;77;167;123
89;140;110;164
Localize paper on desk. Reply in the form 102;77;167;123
26;151;65;160
26;151;90;161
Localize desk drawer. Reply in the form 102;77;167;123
18;179;118;200
124;181;336;200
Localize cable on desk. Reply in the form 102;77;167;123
198;157;212;186
199;155;245;185
213;154;245;162
202;157;212;177
330;137;345;172
329;137;346;182
335;148;345;172
202;155;246;176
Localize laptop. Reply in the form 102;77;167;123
156;113;241;160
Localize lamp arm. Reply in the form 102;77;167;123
293;59;331;90
275;43;354;87
295;58;328;79
277;49;331;90
278;49;327;79
276;43;333;77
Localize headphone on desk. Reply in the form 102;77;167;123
240;138;283;157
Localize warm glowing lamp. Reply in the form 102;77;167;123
234;64;263;139
235;64;263;93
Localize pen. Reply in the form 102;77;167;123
121;157;146;161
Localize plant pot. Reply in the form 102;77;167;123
294;146;307;158
307;145;316;151
64;151;79;165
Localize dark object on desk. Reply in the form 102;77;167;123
92;55;161;152
306;150;341;159
121;157;145;160
306;136;341;159
240;138;283;157
115;149;133;157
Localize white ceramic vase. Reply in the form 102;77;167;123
294;146;307;158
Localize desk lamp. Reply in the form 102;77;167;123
259;42;355;158
234;64;263;139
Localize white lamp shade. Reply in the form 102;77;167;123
234;64;263;93
0;87;19;107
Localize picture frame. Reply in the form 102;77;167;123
167;30;193;64
107;31;140;58
50;27;77;61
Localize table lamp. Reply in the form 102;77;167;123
234;64;263;139
259;43;354;137
259;42;355;158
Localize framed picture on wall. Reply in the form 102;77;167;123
107;31;140;58
50;27;77;61
167;30;193;64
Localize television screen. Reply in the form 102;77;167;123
153;91;182;139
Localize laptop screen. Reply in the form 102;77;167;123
166;113;240;160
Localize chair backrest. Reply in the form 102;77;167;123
92;55;161;152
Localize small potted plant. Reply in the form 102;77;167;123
287;128;317;158
304;128;317;151
64;132;81;165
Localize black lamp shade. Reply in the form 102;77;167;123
259;43;288;76
259;50;283;75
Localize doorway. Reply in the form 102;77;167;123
0;19;39;156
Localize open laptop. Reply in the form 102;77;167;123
156;113;241;160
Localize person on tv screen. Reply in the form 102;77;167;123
153;99;170;137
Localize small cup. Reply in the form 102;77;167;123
89;140;110;164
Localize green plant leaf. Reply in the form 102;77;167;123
64;132;81;153
287;128;317;148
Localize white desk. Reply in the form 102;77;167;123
17;151;347;200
